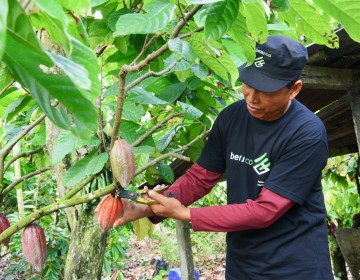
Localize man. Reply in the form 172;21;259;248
114;35;334;279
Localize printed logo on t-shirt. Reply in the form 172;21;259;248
253;153;271;175
230;152;271;175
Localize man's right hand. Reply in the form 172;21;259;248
113;198;154;228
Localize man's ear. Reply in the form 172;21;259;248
289;80;302;100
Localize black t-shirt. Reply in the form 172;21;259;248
197;99;333;279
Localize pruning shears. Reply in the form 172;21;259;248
117;185;176;205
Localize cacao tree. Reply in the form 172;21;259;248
1;0;360;278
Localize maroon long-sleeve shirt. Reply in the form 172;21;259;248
150;163;294;232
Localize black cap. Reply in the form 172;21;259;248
238;35;308;92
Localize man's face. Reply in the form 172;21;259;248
242;81;301;121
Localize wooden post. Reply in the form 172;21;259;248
175;220;195;280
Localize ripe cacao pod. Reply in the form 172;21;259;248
110;138;136;188
22;223;47;272
95;194;123;233
0;213;10;247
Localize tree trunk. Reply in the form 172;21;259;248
64;210;107;280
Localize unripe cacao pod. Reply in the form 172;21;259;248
95;194;123;233
22;223;47;272
110;139;136;188
0;213;10;247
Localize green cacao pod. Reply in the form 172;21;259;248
22;223;47;272
0;213;10;247
110;139;136;188
95;194;123;233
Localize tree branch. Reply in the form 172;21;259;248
110;70;126;149
135;123;209;174
0;183;116;244
0;113;46;160
132;112;183;147
0;166;51;198
3;146;45;173
124;59;178;93
0;113;46;188
0;79;14;97
122;4;203;73
62;175;96;200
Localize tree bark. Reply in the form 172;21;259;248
64;210;107;280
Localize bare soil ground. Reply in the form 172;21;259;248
117;236;226;280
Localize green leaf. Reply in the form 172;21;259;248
85;152;109;177
242;0;268;43
52;130;101;165
222;38;247;67
127;87;168;105
70;38;101;102
189;0;224;3
3;31;98;138
63;150;108;187
158;83;187;103
168;38;196;62
108;8;131;31
270;0;290;12
283;0;339;48
114;1;176;36
49;52;91;91
314;0;360;43
122;100;146;122
132;218;154;241
31;0;73;54
205;0;239;41
228;11;256;65
7;0;43;49
190;34;239;85
133;145;156;154
0;66;12;89
57;0;90;15
0;0;8;61
119;120;144;144
3;95;34;122
157;128;176;152
178;101;203;120
157;162;174;183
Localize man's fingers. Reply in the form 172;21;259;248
148;190;166;203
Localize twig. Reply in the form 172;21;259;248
0;113;46;160
131;33;166;66
171;5;202;39
0;79;14;97
136;152;190;175
122;4;203;73
177;0;189;27
135;123;209;174
110;70;126;149
3;146;45;173
0;166;52;198
0;113;46;187
62;175;96;200
124;60;178;92
179;27;204;39
132;113;183;147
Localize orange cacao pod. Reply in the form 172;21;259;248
95;194;123;233
110;139;136;188
22;223;47;272
0;213;10;247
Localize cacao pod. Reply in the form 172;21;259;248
95;194;123;233
0;213;10;247
22;223;47;272
110;139;136;188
